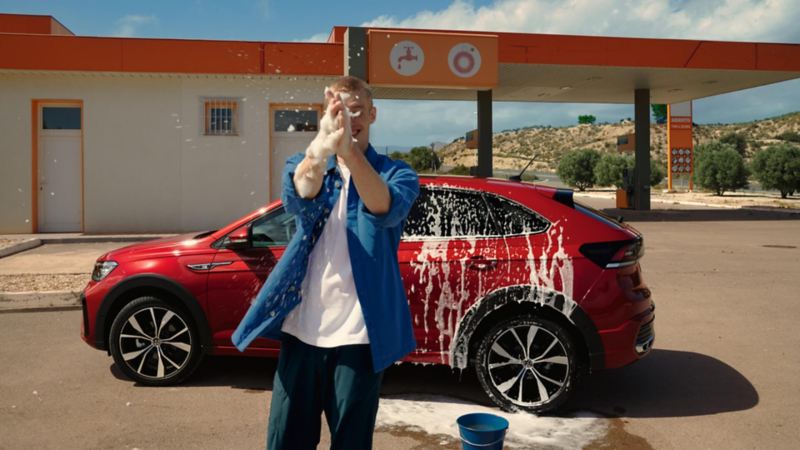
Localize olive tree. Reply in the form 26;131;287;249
594;153;630;188
391;146;441;173
750;143;800;198
694;141;749;195
557;149;600;191
649;158;666;187
594;154;665;188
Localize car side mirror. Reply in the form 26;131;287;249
225;225;250;250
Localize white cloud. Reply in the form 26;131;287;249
372;100;478;147
294;32;330;43
361;0;800;42
113;14;157;38
360;0;800;147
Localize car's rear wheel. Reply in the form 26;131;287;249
109;296;202;385
474;315;579;414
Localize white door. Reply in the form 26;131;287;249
270;105;321;201
38;105;82;232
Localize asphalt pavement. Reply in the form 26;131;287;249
2;197;800;448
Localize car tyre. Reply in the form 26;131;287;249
474;315;579;414
109;296;203;385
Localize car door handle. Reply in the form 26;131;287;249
466;256;496;271
187;261;233;271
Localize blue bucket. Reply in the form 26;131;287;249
457;412;509;450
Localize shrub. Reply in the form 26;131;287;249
578;115;596;125
650;159;666;187
389;151;408;162
750;143;800;198
594;154;666;188
594;153;630;188
776;131;800;143
694;141;749;195
557;148;600;191
448;164;471;175
393;146;441;173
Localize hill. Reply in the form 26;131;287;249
438;112;800;172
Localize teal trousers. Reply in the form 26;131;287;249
267;333;384;450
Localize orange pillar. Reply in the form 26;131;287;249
667;102;694;191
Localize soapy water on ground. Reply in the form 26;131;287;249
376;394;605;449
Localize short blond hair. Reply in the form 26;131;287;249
325;76;373;107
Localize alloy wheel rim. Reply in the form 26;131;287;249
486;324;570;407
118;306;192;380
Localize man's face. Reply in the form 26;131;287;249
334;88;376;152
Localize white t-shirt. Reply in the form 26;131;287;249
281;162;370;346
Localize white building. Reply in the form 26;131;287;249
1;14;338;233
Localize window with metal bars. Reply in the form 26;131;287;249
203;98;240;135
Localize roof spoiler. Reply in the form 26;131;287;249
534;185;574;208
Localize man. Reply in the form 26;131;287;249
232;76;420;449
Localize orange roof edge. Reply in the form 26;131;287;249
0;13;74;36
0;33;343;75
1;19;797;74
361;26;800;72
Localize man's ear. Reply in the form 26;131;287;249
369;106;377;124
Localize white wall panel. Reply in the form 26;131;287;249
0;72;333;233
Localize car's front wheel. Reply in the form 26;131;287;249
109;296;203;385
474;315;580;414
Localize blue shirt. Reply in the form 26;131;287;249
232;145;420;372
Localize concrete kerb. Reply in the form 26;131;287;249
573;191;741;209
0;234;177;260
0;291;81;313
0;238;42;259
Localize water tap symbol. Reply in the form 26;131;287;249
390;40;424;76
397;46;418;70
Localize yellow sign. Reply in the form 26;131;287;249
368;30;498;89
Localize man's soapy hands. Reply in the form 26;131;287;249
306;88;361;163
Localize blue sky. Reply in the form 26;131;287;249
2;0;799;148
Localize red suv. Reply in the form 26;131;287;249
81;176;654;413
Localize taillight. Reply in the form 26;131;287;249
579;238;643;268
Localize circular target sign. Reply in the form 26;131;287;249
448;43;481;78
390;40;424;77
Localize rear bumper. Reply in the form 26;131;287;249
635;316;655;355
598;301;655;369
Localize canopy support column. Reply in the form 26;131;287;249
477;89;493;178
634;88;651;210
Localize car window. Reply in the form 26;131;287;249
250;207;296;247
403;187;496;238
483;193;549;235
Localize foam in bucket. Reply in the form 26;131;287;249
457;412;509;450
